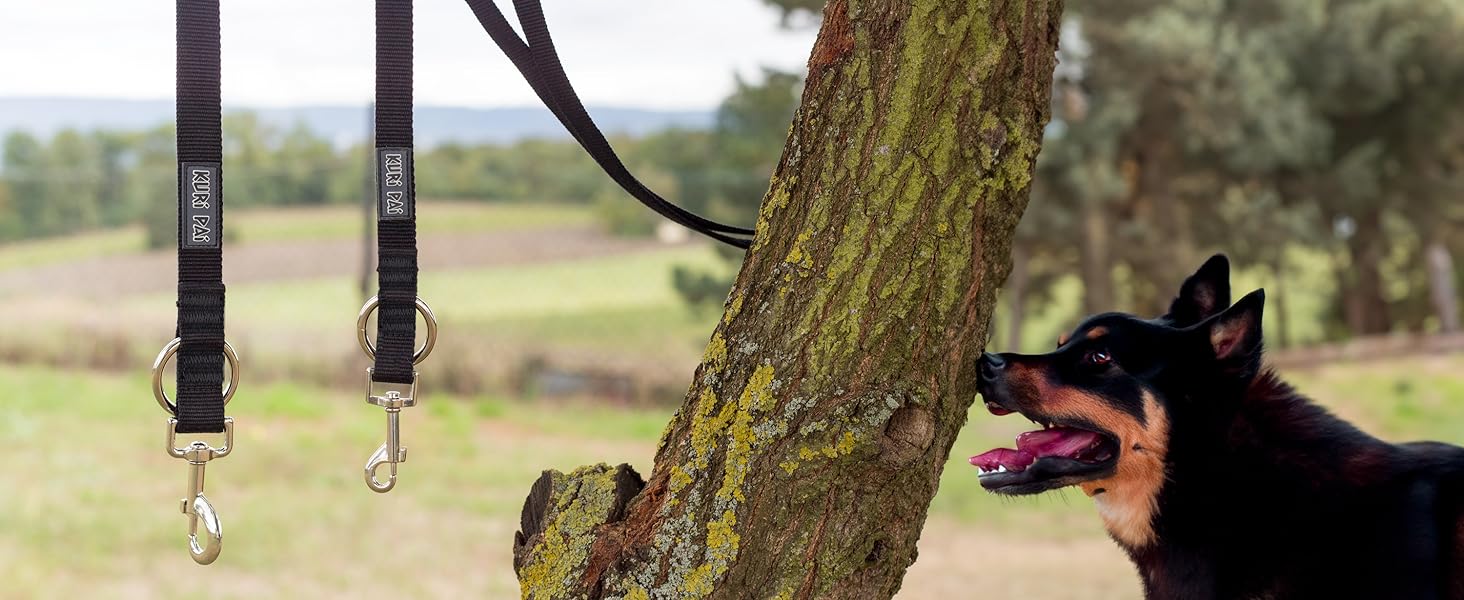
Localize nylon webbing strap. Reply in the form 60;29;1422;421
175;0;226;434
463;0;755;249
373;0;418;385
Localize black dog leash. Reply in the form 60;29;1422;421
463;0;756;249
149;0;239;566
356;0;438;494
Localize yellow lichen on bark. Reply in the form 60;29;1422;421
513;0;1061;597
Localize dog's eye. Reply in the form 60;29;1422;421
1084;349;1112;366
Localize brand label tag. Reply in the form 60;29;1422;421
377;148;414;221
180;162;220;249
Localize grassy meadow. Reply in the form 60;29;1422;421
2;201;1462;599
6;357;1464;599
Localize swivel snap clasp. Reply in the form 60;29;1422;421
357;295;432;493
364;371;417;493
166;417;233;565
153;338;239;565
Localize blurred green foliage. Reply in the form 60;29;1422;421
665;69;803;307
3;0;1462;346
1009;0;1464;347
707;0;1464;346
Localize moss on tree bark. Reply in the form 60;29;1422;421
513;0;1063;597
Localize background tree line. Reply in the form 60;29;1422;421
678;0;1464;345
0;113;717;248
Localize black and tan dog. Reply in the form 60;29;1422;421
972;255;1464;599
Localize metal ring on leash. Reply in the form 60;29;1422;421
151;338;240;415
356;295;437;364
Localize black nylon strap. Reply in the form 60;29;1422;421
175;0;226;434
372;0;419;385
463;0;755;249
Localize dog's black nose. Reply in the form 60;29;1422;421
979;352;1006;381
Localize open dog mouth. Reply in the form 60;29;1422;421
969;403;1119;494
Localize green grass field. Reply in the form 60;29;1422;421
5;355;1463;598
3;202;1463;598
0;202;731;394
0;227;145;271
0;364;655;598
0;201;1341;375
231;201;597;244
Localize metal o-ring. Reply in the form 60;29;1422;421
356;295;437;365
151;337;240;415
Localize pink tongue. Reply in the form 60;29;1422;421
968;448;1035;472
1016;428;1103;458
968;427;1103;473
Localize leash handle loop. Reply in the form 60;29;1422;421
464;0;755;248
365;0;428;493
164;0;236;564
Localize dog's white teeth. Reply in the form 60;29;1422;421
996;465;1008;474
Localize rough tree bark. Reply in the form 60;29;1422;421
1425;238;1460;334
1270;254;1292;349
1343;207;1393;335
1005;243;1031;352
512;1;1062;598
1079;198;1114;314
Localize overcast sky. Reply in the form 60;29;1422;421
0;1;817;110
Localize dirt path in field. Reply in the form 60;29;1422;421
900;521;1141;599
0;226;673;299
454;418;1143;599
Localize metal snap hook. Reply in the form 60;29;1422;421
167;417;233;565
186;493;224;564
365;439;406;493
152;337;240;415
363;372;416;493
356;295;437;364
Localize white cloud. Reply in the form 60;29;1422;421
0;0;817;110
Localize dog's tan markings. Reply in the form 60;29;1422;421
1084;327;1107;340
1057;332;1070;347
1034;383;1170;549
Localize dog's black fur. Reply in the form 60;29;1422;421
975;255;1464;599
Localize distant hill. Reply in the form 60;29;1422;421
0;97;713;146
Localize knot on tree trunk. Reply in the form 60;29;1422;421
514;463;645;599
506;0;1062;596
878;406;936;467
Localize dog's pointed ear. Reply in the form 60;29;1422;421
1206;289;1265;369
1164;254;1231;327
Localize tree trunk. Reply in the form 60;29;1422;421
1270;254;1292;349
1344;208;1392;335
1006;243;1030;352
510;1;1062;598
1153;193;1197;313
1426;237;1461;333
1111;83;1190;315
1079;198;1114;314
